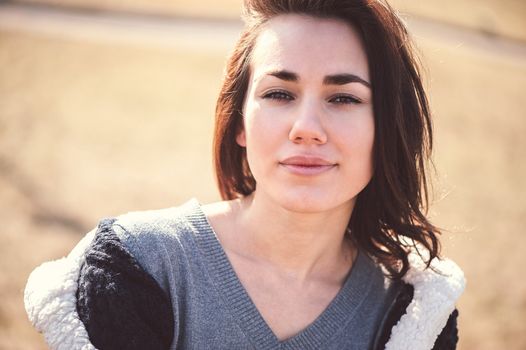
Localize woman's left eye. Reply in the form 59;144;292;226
329;95;362;105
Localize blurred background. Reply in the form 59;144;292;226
0;0;525;348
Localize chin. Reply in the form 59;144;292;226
271;189;354;214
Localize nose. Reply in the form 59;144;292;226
288;99;328;145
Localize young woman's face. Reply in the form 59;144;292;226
237;14;374;214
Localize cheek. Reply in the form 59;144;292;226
244;104;284;152
358;122;375;177
242;107;292;184
244;120;275;167
338;115;375;168
361;119;375;158
242;107;272;169
356;121;375;163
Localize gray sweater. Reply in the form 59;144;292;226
109;199;399;349
24;199;465;350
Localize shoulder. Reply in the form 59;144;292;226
75;215;176;349
23;199;202;349
373;252;466;350
111;198;202;246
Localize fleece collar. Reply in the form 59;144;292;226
385;251;466;349
24;232;465;350
24;229;97;350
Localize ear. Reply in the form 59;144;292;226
236;128;246;147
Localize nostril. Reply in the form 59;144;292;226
291;135;326;145
289;123;327;144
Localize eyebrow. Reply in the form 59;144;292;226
267;70;371;88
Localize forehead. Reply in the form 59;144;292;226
250;14;369;80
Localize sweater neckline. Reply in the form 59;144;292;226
184;198;376;350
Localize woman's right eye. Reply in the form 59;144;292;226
262;90;294;101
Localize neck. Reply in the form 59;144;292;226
233;192;355;282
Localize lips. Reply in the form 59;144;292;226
279;155;336;176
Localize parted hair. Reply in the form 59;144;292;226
212;0;440;279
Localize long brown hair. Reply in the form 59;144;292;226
213;0;439;279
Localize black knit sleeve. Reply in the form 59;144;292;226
373;283;414;349
76;218;174;350
432;309;459;350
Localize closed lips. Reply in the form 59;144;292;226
279;158;336;176
279;156;336;167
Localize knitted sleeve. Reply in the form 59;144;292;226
76;219;175;350
432;309;459;350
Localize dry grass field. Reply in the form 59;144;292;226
1;1;525;349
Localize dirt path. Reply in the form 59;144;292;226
1;1;525;61
0;2;242;51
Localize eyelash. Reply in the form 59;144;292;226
329;94;362;105
262;90;362;105
262;90;294;101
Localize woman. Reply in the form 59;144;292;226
24;0;465;349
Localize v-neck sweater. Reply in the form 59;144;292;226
107;199;400;349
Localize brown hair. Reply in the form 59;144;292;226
213;0;439;279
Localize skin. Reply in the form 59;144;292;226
203;14;374;341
